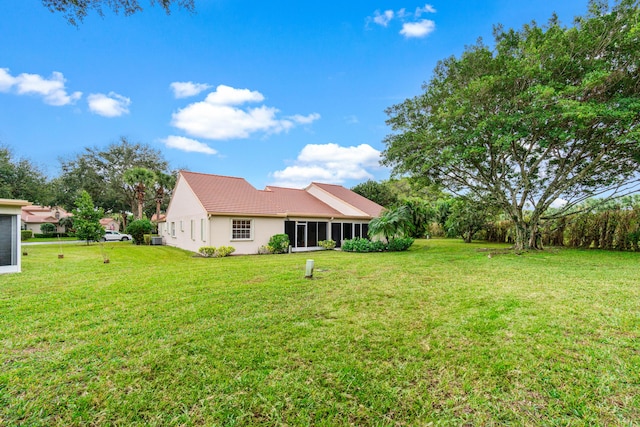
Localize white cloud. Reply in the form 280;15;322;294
288;113;321;125
400;19;436;38
345;115;359;124
368;4;436;39
171;84;319;140
416;4;436;15
373;9;394;26
550;198;568;209
162;135;217;155
0;68;16;91
270;143;382;188
0;68;81;106
87;92;131;117
170;81;212;98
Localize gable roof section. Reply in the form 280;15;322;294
180;171;281;216
264;186;343;217
177;170;384;219
308;182;385;217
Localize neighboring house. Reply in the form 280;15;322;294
100;217;120;231
21;205;72;234
1;198;30;274
161;171;384;255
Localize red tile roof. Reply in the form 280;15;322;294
21;206;72;224
264;186;343;217
180;171;282;216
179;171;384;219
309;182;385;217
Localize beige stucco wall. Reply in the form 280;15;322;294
163;176;209;253
209;216;284;255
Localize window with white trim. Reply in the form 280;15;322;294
170;222;176;237
232;219;252;240
200;218;206;241
180;220;184;232
190;220;195;240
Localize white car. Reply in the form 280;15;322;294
101;230;132;242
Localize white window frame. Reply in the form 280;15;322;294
180;220;184;232
170;222;176;237
200;218;206;242
190;220;195;240
231;219;253;241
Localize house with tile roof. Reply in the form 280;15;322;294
161;171;384;254
21;205;72;234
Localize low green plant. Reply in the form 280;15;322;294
342;237;385;252
258;245;272;254
216;246;235;257
21;230;33;241
40;223;56;234
318;239;336;250
199;246;217;257
387;237;415;251
199;246;236;258
125;219;153;245
268;234;290;254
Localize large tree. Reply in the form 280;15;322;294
382;0;640;250
124;167;156;220
153;171;176;222
56;137;170;226
42;0;195;26
0;145;52;205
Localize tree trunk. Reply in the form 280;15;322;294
513;218;543;250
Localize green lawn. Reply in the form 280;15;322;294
1;240;639;426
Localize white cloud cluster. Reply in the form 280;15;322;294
368;3;437;39
171;84;320;140
170;81;212;98
270;143;382;188
1;67;131;118
161;135;218;155
0;68;81;106
87;92;131;117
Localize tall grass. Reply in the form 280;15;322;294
1;240;639;425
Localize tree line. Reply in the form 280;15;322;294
1;137;175;229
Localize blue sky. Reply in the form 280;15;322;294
1;0;588;189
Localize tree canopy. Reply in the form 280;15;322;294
42;0;195;26
382;0;640;250
73;190;105;243
56;137;171;223
0;145;52;205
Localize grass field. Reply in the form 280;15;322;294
1;239;639;426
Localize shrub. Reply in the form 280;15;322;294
40;223;56;234
387;237;415;251
125;219;153;245
268;234;290;254
33;233;69;238
318;239;336;250
198;246;235;258
216;246;236;257
143;234;154;245
258;245;272;255
198;246;217;257
342;238;385;253
21;230;33;241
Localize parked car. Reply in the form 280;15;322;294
101;230;132;242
